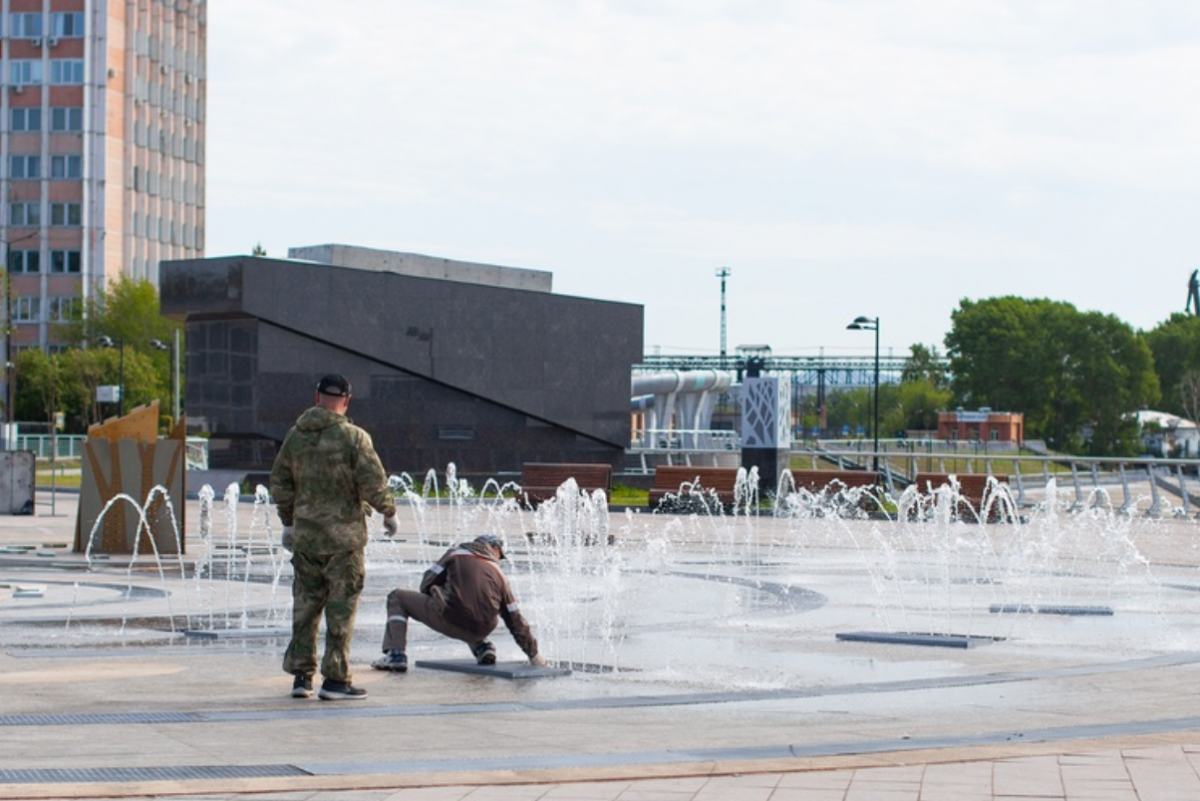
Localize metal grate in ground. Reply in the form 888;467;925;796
0;764;309;784
0;711;199;726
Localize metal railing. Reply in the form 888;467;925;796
806;448;1200;517
15;434;209;470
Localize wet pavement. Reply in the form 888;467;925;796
3;485;1200;800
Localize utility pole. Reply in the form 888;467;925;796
715;267;731;365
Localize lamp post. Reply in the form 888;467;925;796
847;315;880;474
150;336;179;424
96;335;124;417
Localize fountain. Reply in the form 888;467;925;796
2;464;1198;694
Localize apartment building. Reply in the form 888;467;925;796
1;0;205;353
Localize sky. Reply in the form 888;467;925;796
204;1;1200;362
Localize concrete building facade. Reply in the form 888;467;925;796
160;248;644;478
1;0;205;358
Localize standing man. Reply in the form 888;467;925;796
271;373;398;701
371;533;547;672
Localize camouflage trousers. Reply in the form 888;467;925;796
283;547;365;682
381;587;491;657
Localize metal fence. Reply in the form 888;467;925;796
15;434;209;471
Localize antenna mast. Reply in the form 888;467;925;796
715;267;731;363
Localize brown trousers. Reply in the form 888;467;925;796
381;587;491;655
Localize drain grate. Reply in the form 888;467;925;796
0;764;309;784
0;711;199;726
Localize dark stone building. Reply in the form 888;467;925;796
160;247;643;479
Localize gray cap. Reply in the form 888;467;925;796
475;533;505;559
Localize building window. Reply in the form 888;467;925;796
50;202;81;226
50;250;82;273
50;107;82;131
50;60;84;85
50;12;84;38
10;60;44;86
47;296;77;322
50;155;82;179
13;297;41;323
11;107;42;131
9;202;40;226
10;12;43;38
7;249;40;273
9;154;41;179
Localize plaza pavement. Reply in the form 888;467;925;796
2;487;1200;800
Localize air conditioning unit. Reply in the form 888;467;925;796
11;84;25;94
159;64;168;75
48;38;59;48
30;37;41;47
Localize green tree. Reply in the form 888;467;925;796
945;297;1159;455
59;275;177;348
13;348;61;426
901;343;949;388
882;379;953;435
52;276;181;425
825;387;871;436
1144;313;1200;418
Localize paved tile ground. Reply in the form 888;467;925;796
3;487;1200;800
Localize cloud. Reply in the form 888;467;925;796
204;0;1200;353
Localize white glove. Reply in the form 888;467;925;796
530;653;548;667
281;525;295;552
383;513;399;537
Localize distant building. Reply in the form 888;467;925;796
2;0;206;356
937;409;1024;444
1135;410;1199;458
160;246;643;478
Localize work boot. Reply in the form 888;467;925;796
371;650;408;672
318;679;368;700
472;640;497;665
291;673;313;699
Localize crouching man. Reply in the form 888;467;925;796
372;533;548;671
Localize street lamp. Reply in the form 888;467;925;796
96;335;124;417
847;315;880;474
150;338;176;425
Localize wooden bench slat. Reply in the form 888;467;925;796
649;465;741;509
519;462;612;505
789;470;877;493
912;473;1010;521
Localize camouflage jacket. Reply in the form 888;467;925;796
269;406;396;552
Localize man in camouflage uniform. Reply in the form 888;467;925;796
270;373;398;701
371;533;547;672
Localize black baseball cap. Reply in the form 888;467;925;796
316;373;352;397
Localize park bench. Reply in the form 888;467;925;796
518;462;612;507
649;465;741;512
790;469;878;494
784;469;881;515
912;473;1011;521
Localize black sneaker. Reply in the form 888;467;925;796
291;673;313;699
371;650;408;672
472;640;497;665
318;679;368;701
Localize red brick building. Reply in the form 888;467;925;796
937;409;1024;444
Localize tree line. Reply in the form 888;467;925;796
10;282;1200;457
805;296;1199;457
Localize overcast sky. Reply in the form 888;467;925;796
204;1;1200;361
